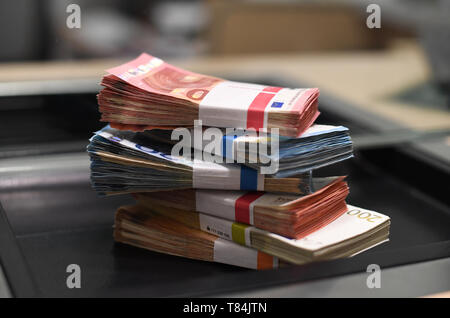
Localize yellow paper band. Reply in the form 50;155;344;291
231;222;249;245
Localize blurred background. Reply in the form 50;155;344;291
0;0;449;137
0;0;447;61
0;0;448;166
0;0;449;298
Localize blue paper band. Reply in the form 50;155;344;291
240;165;258;190
222;135;237;159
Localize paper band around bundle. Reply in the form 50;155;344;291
212;238;278;270
195;190;295;226
192;163;264;191
199;81;308;131
199;213;252;246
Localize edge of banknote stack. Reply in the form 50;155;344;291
87;54;391;270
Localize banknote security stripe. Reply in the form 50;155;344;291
199;81;287;131
192;163;264;191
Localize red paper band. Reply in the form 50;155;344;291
246;86;282;130
234;192;265;224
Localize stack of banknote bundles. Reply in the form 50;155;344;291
89;53;391;270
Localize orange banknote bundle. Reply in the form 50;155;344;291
98;54;320;137
115;204;390;266
115;205;283;270
134;176;349;239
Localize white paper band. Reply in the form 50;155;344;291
192;162;264;191
199;81;265;128
195;190;296;224
213;238;259;269
199;81;306;130
199;212;253;247
199;213;234;242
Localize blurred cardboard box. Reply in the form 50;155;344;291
206;0;405;55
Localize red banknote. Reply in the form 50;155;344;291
98;53;319;137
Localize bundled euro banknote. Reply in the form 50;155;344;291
98;54;320;137
114;204;390;268
115;205;283;270
88;126;311;195
134;176;349;239
134;124;353;177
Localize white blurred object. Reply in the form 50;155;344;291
357;0;450;90
152;1;208;34
78;9;141;53
47;0;153;58
148;1;209;57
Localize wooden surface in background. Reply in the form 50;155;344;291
206;1;389;55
